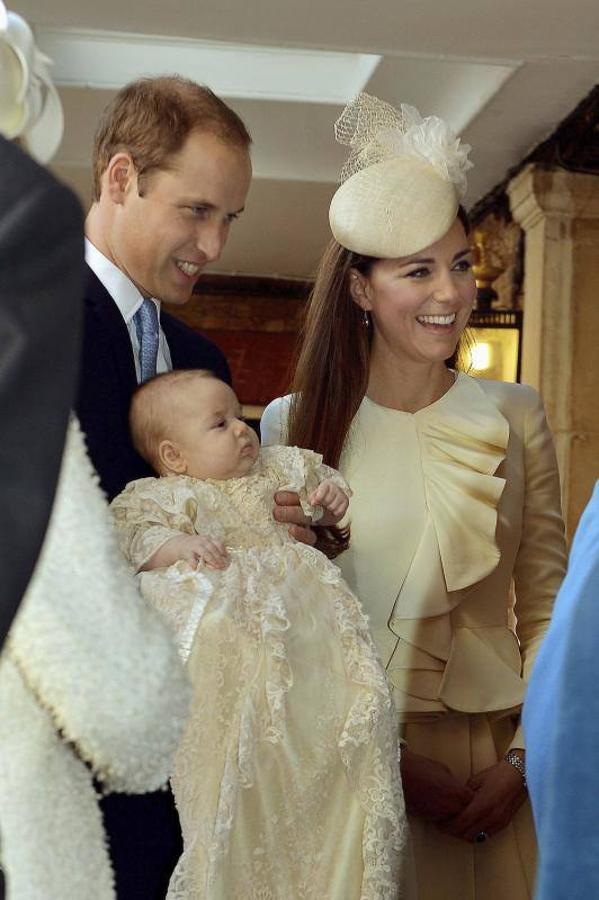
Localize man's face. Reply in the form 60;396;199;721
108;130;252;304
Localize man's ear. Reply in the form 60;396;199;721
348;268;373;312
104;152;137;204
157;439;187;475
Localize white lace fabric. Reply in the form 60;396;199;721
112;446;411;899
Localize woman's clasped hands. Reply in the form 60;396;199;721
401;748;527;843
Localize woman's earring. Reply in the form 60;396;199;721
363;309;370;328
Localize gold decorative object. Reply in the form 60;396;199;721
472;228;504;310
467;229;522;383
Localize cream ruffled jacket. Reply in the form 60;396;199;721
261;375;567;750
0;419;191;899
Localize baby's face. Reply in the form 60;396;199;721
172;378;259;480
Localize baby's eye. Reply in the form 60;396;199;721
213;419;226;429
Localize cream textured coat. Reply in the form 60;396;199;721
261;374;567;900
0;419;190;899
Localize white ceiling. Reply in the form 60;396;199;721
18;0;599;279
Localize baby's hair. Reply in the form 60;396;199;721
130;369;222;472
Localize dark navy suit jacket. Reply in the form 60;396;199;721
76;265;231;501
74;264;230;899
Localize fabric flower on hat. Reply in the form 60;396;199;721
377;105;473;199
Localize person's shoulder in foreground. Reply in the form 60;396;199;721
524;482;599;900
0;136;84;649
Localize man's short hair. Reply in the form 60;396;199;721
92;76;252;201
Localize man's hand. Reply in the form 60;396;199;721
141;534;229;571
273;491;316;546
400;748;474;822
438;759;527;842
309;479;349;526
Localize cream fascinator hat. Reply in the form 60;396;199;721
0;1;64;162
329;93;473;258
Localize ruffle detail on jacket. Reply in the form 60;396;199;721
386;376;514;717
389;374;509;626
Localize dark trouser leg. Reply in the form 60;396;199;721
100;786;182;900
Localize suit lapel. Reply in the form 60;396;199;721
84;265;137;393
161;313;186;368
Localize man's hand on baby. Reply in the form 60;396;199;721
309;479;349;526
144;534;229;571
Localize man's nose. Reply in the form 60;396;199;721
196;223;227;263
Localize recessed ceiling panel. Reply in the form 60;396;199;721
37;27;381;104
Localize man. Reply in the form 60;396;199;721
523;482;599;900
77;76;312;898
79;76;250;500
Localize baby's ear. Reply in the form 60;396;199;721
158;439;187;475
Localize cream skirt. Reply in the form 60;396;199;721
402;714;536;900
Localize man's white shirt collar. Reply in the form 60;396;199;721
84;238;160;322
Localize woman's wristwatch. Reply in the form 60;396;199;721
505;750;527;789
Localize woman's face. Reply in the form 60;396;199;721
351;218;476;365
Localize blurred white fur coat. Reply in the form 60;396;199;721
0;418;190;899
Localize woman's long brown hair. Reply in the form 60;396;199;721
287;240;374;556
287;209;472;558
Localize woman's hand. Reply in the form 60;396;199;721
273;491;316;545
309;479;349;526
400;749;474;822
142;534;229;571
438;759;527;842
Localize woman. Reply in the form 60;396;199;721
261;93;567;899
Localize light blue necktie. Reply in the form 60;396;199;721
133;298;159;383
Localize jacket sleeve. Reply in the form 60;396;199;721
510;386;568;749
523;484;599;898
260;395;291;446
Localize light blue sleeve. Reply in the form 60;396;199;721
523;481;599;900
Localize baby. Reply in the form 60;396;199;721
111;370;407;900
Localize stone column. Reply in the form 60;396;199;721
508;164;599;538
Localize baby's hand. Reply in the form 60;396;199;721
309;479;349;526
180;535;229;570
143;534;229;571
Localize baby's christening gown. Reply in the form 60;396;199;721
112;445;410;900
